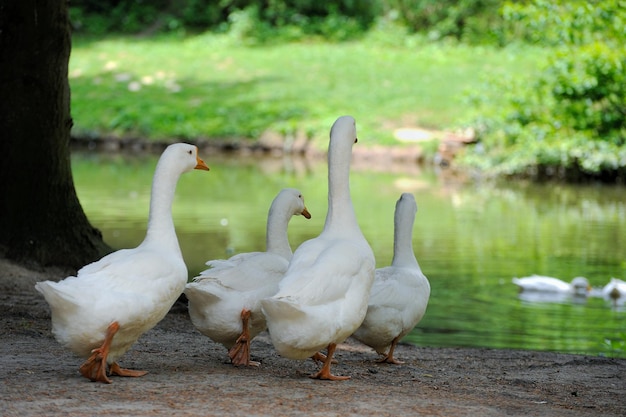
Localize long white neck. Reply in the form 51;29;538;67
143;158;183;257
391;202;419;269
323;144;361;236
265;203;294;260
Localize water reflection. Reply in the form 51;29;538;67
517;291;589;305
71;151;626;357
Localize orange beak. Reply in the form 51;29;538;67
195;157;210;171
194;147;210;171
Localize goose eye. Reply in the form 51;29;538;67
188;150;193;155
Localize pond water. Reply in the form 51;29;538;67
71;150;626;358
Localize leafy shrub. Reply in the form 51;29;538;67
601;332;626;358
226;3;372;43
462;0;626;182
384;0;506;44
69;0;379;40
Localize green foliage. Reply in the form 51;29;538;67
70;0;510;44
462;0;626;181
226;4;371;43
502;0;625;46
70;0;187;35
546;43;625;143
601;333;626;358
69;0;379;40
384;0;506;44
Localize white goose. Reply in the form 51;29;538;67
261;115;375;381
184;188;311;367
35;143;209;383
352;193;430;364
512;275;591;297
602;278;626;304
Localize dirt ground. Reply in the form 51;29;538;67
1;257;624;417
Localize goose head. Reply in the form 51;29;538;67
329;115;358;149
396;193;417;219
158;143;210;173
327;115;358;187
278;188;311;219
571;276;591;296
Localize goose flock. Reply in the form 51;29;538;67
34;116;623;385
35;116;432;383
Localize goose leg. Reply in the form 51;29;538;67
228;309;260;367
79;321;148;383
310;351;338;364
377;335;404;364
310;343;349;381
79;321;119;383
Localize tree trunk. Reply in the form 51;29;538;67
0;0;111;269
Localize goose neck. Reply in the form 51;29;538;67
265;205;293;260
323;151;360;233
391;213;419;268
143;162;182;255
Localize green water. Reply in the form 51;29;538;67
71;151;626;358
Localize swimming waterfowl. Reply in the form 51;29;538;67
602;278;626;306
352;193;430;364
35;143;209;383
512;275;591;296
261;115;376;381
602;278;626;298
185;188;311;367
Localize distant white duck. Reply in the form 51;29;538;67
261;115;376;381
512;275;591;297
602;278;626;302
185;188;311;367
352;193;430;364
35;143;209;383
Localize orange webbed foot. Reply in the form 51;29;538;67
309;344;350;381
376;336;404;365
228;309;259;367
79;349;111;383
310;368;351;381
78;321;123;383
109;362;148;378
228;343;260;367
376;355;405;365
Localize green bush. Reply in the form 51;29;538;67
385;0;506;44
69;0;380;39
502;0;625;47
226;3;372;43
462;0;626;182
70;0;184;35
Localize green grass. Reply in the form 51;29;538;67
69;32;547;148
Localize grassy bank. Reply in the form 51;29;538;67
69;32;546;149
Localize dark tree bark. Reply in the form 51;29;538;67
0;0;110;269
